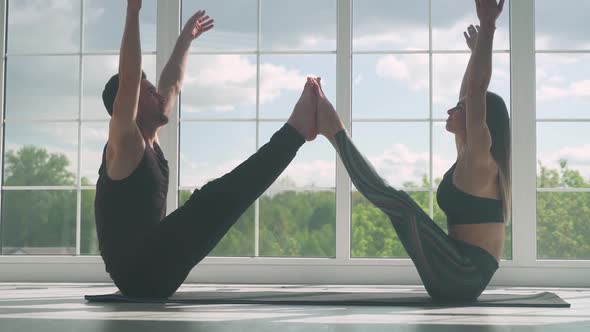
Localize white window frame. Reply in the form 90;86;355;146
0;0;589;287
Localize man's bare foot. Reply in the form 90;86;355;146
287;78;318;141
311;77;345;142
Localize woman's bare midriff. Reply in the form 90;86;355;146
448;223;505;261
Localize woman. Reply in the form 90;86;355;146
313;0;510;301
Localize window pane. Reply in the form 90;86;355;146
83;55;156;119
81;190;99;255
81;122;108;186
6;56;79;120
537;192;590;259
351;122;430;188
258;122;336;257
84;0;157;52
352;191;428;258
181;55;257;119
537;123;590;189
1;190;76;255
433;53;510;119
353;54;429;119
179;191;255;257
182;0;257;52
4;123;78;186
179;122;256;257
259;55;336;119
431;0;510;51
350;122;429;258
261;0;336;51
536;0;590;50
7;0;80;53
179;122;256;187
353;0;428;51
536;54;590;119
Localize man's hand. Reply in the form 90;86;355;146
464;24;479;51
287;78;318;141
181;10;215;42
127;0;142;13
475;0;505;27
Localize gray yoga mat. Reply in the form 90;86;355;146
85;290;570;308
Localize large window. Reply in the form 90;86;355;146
177;0;337;257
2;0;157;255
0;0;588;286
535;0;590;259
351;0;511;258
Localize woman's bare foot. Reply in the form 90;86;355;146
311;77;345;143
287;78;318;141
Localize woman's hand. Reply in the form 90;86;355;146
475;0;505;27
464;24;479;51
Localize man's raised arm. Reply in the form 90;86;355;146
112;0;143;125
158;10;214;117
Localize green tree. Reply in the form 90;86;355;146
81;177;98;255
179;190;255;256
3;144;589;262
2;146;76;253
537;161;590;259
259;191;335;257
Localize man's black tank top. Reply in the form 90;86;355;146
94;142;169;274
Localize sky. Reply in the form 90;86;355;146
3;0;590;193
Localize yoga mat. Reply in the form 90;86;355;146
85;290;570;308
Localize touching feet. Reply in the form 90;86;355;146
287;78;319;141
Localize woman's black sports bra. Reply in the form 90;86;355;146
436;163;504;225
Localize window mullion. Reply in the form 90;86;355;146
156;0;181;215
75;0;85;256
0;0;6;252
255;0;261;257
335;0;352;261
510;0;537;266
428;0;434;218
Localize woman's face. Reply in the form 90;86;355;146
446;98;467;135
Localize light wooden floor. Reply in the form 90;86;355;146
0;283;589;332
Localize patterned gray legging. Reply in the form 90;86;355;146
335;130;498;301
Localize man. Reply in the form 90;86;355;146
96;0;318;298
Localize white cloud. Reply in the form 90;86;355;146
354;74;364;86
373;52;510;109
9;0;80;52
180;140;456;190
433;16;510;51
180;155;247;187
537;80;590;102
182;55;309;114
375;55;429;92
536;33;590;51
299;34;336;50
353;28;426;51
368;143;454;186
259;63;307;104
538;144;590;180
83;126;109;143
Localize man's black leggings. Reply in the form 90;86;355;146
113;124;305;298
334;130;499;301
